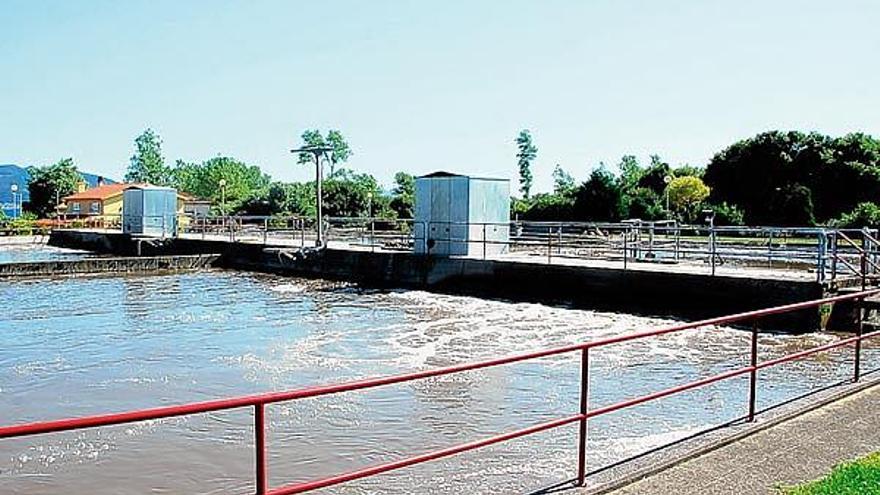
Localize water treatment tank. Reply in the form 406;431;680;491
414;172;510;256
122;185;179;237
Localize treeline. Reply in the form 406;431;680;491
514;130;880;227
22;128;880;228
26;129;416;220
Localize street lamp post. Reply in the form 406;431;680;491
663;175;672;218
290;145;334;247
10;184;19;219
218;179;227;216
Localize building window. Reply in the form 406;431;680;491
90;201;100;214
71;202;81;213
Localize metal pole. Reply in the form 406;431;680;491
482;223;487;260
264;217;269;244
370;219;375;253
748;321;758;422
255;403;268;495
831;232;838;284
623;227;628;270
710;225;716;276
577;347;589;486
547;226;552;264
315;153;324;247
862;253;867;292
855;296;863;383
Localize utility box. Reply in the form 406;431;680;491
122;185;178;237
414;172;510;256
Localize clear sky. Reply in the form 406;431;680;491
2;0;879;192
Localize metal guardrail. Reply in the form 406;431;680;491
26;213;880;283
1;290;877;493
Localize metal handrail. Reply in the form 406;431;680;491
1;289;877;494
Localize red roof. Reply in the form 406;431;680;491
63;183;133;201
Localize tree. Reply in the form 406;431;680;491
322;170;388;218
264;181;315;217
704;130;880;225
573;167;626;221
768;184;815;226
515;130;537;198
625;187;665;220
667;176;710;222
390;172;415;218
27;158;82;217
296;129;352;177
833;202;880;228
551;164;576;195
617;155;643;192
125;129;172;185
173;156;270;214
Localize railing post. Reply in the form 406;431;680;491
855;296;863;383
263;217;269;245
623;228;628;270
255;403;268;495
831;232;838;285
547;226;552;264
482;223;487;260
710;226;717;276
577;347;589;486
748;321;758;422
557;225;563;255
370;219;376;253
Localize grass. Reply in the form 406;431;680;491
780;452;880;494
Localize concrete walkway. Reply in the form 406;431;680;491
606;383;880;494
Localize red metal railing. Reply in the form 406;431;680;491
1;290;878;493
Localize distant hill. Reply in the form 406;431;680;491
0;164;117;216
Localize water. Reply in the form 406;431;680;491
0;244;90;264
0;271;875;494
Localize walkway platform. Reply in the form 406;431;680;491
603;382;880;494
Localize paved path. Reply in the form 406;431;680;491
606;383;880;494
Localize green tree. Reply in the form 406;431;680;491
617;155;643;192
173;156;270;214
667;176;710;221
515;129;537;198
264;181;315;217
125;129;172;185
704;130;880;224
318;169;389;218
27;158;81;217
833;202;880;228
296;129;352;177
390;172;415;218
573;167;626;221
625;187;665;220
705;202;745;226
552;164;576;195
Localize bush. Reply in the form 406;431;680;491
831;202;880;229
706;202;745;226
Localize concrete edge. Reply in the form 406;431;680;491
583;376;880;495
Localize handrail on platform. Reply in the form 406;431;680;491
1;290;878;494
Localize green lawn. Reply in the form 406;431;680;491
780;452;880;494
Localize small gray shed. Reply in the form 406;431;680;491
414;172;510;256
122;185;179;237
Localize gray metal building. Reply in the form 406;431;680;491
122;185;179;237
414;172;510;256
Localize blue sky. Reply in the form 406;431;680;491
1;0;878;192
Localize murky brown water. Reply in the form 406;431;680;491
0;270;875;494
